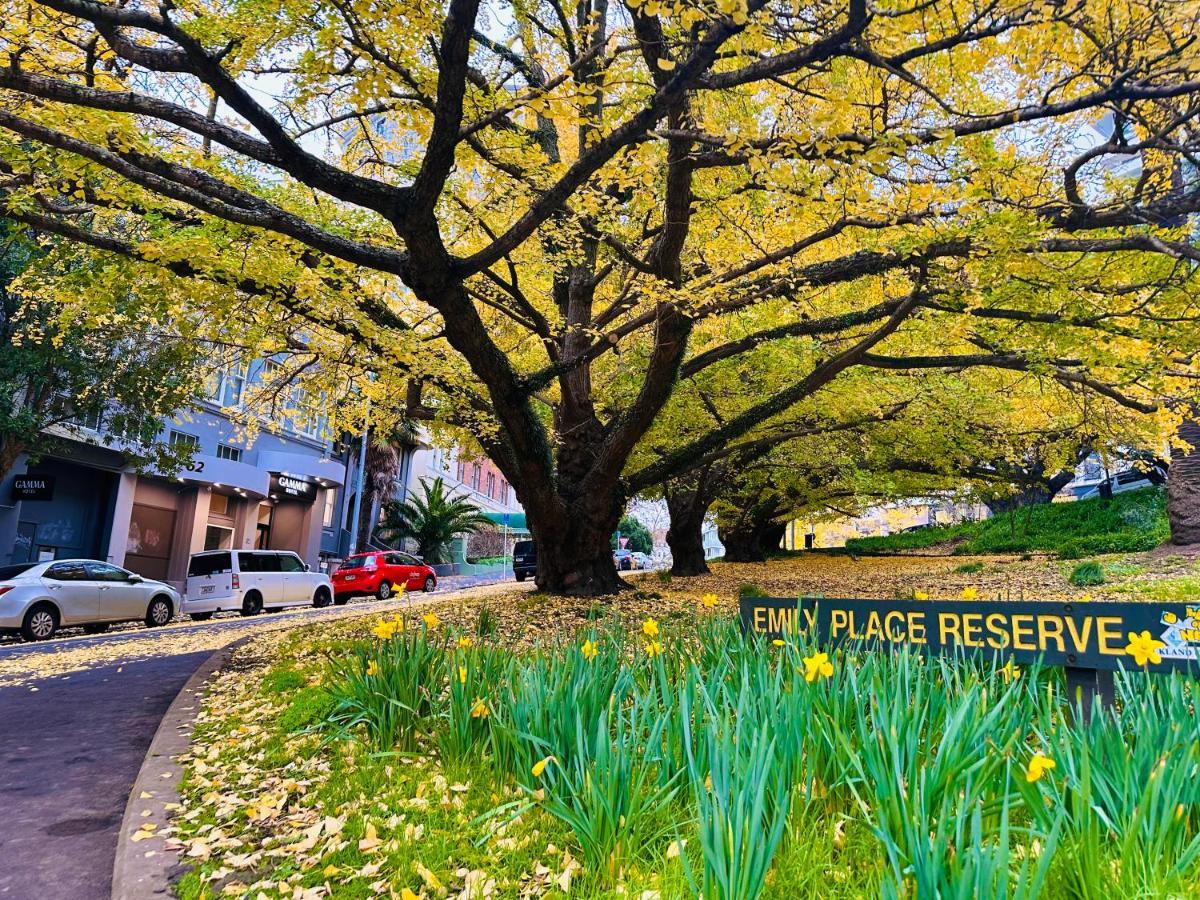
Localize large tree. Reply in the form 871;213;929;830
0;224;203;480
2;0;1199;593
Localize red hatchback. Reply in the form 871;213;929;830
332;551;437;603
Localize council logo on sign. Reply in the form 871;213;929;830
1158;608;1200;661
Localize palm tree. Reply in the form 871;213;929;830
378;477;493;564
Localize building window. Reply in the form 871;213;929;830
216;443;242;462
207;360;247;408
204;524;233;551
209;493;230;516
322;489;337;528
169;430;200;450
486;472;495;499
500;480;509;504
471;463;481;491
68;406;104;432
456;460;467;483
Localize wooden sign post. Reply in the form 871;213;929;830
740;596;1200;712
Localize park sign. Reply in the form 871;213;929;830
740;596;1200;675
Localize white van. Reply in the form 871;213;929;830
183;550;334;621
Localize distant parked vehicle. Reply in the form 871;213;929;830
332;551;436;603
513;540;536;582
630;552;652;570
183;550;333;621
0;559;180;642
614;549;633;571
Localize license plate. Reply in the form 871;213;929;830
201;585;215;595
344;574;356;581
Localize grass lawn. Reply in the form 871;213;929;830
843;487;1168;559
167;556;1200;899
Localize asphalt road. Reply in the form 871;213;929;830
0;579;515;900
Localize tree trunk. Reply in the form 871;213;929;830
761;521;786;557
1168;420;1200;544
665;484;710;577
719;522;770;563
983;485;1054;516
719;499;787;563
526;487;626;595
0;437;26;484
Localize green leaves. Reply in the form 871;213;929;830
377;477;494;565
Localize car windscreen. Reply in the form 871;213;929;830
514;542;535;556
188;553;232;577
0;563;38;580
338;556;372;570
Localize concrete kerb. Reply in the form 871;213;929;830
111;636;250;900
108;583;514;899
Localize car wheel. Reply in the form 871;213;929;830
189;612;214;622
423;576;435;593
313;587;332;609
376;581;393;601
515;572;526;582
82;623;109;635
334;594;349;606
21;603;58;642
145;595;173;628
240;591;263;617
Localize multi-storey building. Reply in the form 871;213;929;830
0;361;352;590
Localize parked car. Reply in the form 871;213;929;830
614;549;633;571
513;540;537;582
332;550;436;602
0;559;181;642
183;550;333;620
630;552;652;570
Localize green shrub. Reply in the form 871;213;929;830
278;686;336;733
657;569;673;584
738;583;767;600
261;667;307;695
846;488;1167;559
1068;561;1105;586
954;561;985;574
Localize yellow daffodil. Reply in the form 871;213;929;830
1026;753;1056;783
401;889;420;900
1000;660;1020;683
645;640;663;658
458;665;468;684
580;639;598;661
531;755;555;778
422;612;440;629
961;587;978;601
457;636;473;649
371;620;396;640
470;698;489;719
772;639;787;648
642;617;659;638
323;864;338;877
914;590;929;601
1124;630;1166;667
366;660;379;677
802;652;834;683
700;593;718;609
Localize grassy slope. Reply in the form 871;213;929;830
844;487;1168;559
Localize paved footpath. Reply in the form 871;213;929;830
0;579;515;900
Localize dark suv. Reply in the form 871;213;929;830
513;540;536;582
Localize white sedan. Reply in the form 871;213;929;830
0;559;181;641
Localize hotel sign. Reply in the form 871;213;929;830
269;473;317;503
12;475;55;501
740;596;1200;674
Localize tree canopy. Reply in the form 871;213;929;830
2;0;1199;592
0;222;204;480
